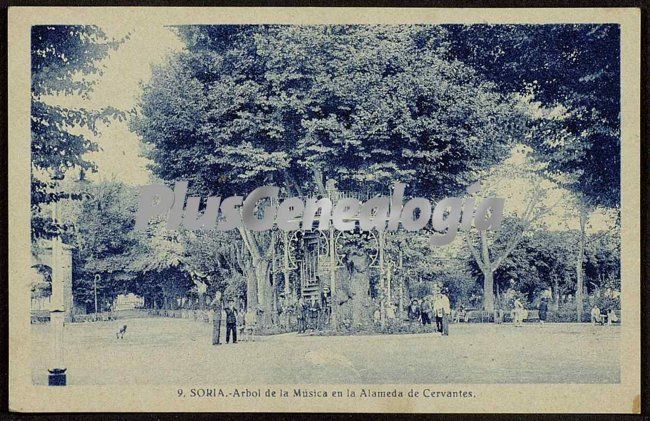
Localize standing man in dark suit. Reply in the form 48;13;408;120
440;289;451;335
538;297;549;324
210;291;223;345
225;300;238;344
308;296;321;331
296;297;306;333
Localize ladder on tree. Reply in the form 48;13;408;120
300;231;321;302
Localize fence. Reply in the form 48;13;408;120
31;308;213;324
31;308;622;325
459;309;621;323
147;309;211;323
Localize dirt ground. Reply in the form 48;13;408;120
31;317;620;385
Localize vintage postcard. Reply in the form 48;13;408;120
8;7;641;413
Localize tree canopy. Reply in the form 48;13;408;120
446;24;620;208
133;25;526;200
31;25;125;239
36;24;621;322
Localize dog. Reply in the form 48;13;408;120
116;324;127;339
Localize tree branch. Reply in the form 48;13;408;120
283;169;304;197
480;230;493;272
238;226;261;263
490;221;530;271
465;231;487;273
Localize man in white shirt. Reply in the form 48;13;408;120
433;293;444;333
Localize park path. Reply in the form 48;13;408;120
31;318;620;385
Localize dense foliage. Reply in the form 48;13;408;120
33;24;621;321
133;25;524;199
447;24;620;208
31;25;125;239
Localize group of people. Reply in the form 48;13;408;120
210;291;257;345
590;305;619;326
211;291;326;345
407;290;451;335
494;297;546;326
590;290;620;326
511;297;529;326
296;296;322;333
209;288;620;344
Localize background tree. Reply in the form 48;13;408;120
132;25;526;326
583;224;621;294
72;181;143;309
464;149;557;312
447;24;620;319
31;25;126;240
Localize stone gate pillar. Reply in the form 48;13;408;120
50;238;74;322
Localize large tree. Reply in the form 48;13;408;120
447;23;619;202
31;25;125;239
449;24;620;318
135;25;521;198
132;25;526;325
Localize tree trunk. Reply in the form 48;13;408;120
237;227;275;328
483;271;495;313
480;230;495;312
398;277;404;317
350;272;370;328
344;255;371;329
283;230;290;297
256;260;272;327
575;202;588;322
245;266;257;313
495;282;500;309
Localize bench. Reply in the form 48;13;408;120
461;309;541;323
31;314;50;324
525;310;540;322
592;310;621;325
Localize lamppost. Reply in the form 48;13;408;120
378;230;386;328
47;168;83;385
48;170;66;386
94;274;100;321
